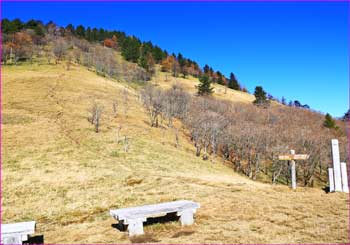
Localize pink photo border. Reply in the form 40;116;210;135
0;0;349;244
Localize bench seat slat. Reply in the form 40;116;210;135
1;221;36;235
1;221;36;244
110;200;199;220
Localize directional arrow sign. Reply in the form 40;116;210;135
278;154;309;160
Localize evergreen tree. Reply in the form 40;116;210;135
2;18;23;34
25;19;45;36
203;64;210;74
253;86;269;107
228;72;240;90
75;25;86;38
65;24;75;35
342;109;350;121
323;113;336;129
197;75;214;96
138;44;149;70
216;71;225;85
98;28;105;41
294;100;302;107
152;45;166;64
85;27;92;41
121;36;141;62
91;28;99;41
281;96;286;105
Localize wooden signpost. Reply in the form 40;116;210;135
279;150;309;190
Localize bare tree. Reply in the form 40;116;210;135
140;85;164;127
88;102;103;133
116;124;122;144
112;100;118;118
122;88;129;118
174;128;180;148
53;38;68;64
124;136;129;152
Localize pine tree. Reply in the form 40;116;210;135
323;113;336;128
203;64;210;74
216;71;225;85
197;75;214;96
281;96;286;105
228;72;240;90
92;28;99;41
85;27;92;41
121;36;141;63
342;109;350;121
65;24;75;35
138;44;149;70
253;86;269;107
75;25;86;38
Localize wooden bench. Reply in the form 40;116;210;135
1;221;36;244
110;200;200;236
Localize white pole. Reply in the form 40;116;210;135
331;139;342;192
340;162;349;193
328;168;335;192
290;150;296;190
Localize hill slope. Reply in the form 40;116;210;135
151;67;256;104
2;63;349;243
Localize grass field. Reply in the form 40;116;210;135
1;63;349;243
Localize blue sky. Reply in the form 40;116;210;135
2;1;349;117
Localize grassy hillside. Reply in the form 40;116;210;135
151;67;256;104
2;63;349;244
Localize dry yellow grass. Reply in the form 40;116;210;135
1;63;349;244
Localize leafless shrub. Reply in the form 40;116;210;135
88;102;103;133
53;38;68;64
140;85;164;127
112;100;118;118
116;124;122;144
122;88;129;117
124;136;129;152
162;84;190;127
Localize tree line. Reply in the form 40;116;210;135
2;18;246;91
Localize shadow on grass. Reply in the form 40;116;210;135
112;212;180;232
25;235;44;244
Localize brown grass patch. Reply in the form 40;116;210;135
129;233;160;243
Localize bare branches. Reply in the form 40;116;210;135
88;102;103;133
53;38;68;64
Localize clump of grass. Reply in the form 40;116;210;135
126;177;143;186
110;150;119;157
1;113;32;124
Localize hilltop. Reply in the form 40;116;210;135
2;63;349;243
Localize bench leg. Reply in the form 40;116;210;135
127;219;144;236
3;235;22;244
178;209;194;226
